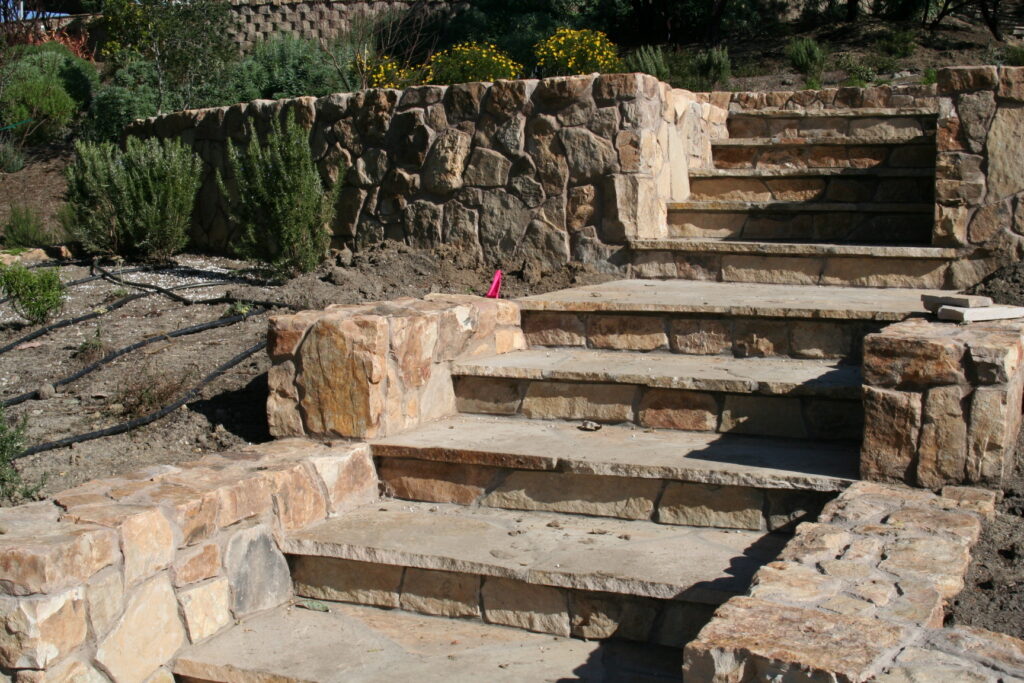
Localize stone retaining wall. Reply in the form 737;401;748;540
125;73;726;263
934;66;1024;287
683;481;1024;682
266;294;526;440
708;83;939;112
861;318;1024;489
0;439;377;682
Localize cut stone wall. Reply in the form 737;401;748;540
266;294;526;440
683;481;1024;682
711;83;939;112
125;74;727;264
861;318;1024;489
935;66;1024;287
0;439;377;682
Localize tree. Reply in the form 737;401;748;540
98;0;237;113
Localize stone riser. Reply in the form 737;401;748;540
629;250;952;290
726;115;935;141
374;455;834;532
289;555;717;646
452;376;863;441
712;143;935;170
688;175;934;204
522;309;881;360
666;209;933;244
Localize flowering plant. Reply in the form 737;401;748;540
426;42;522;85
534;28;622;76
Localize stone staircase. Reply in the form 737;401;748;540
171;104;958;682
631;106;961;290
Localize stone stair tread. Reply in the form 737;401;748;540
516;279;944;321
667;200;933;213
688;167;935;178
713;136;933;146
629;238;959;259
728;108;937;118
452;349;861;398
372;414;857;490
283;501;788;603
173;601;678;682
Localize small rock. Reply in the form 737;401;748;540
36;383;55;400
781;77;795;86
335;247;354;268
578;420;602;432
327;268;350;286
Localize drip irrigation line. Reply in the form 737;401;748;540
16;340;268;459
1;307;268;408
0;281;230;358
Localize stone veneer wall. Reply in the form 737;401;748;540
0;439;378;682
861;318;1024;489
934;66;1024;288
266;294;525;440
684;481;1024;682
225;0;461;51
124;73;726;265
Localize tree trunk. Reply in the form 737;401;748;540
846;0;860;21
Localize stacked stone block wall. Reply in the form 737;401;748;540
684;481;1024;682
861;318;1024;489
266;294;526;440
935;66;1024;287
125;74;727;264
0;439;378;682
708;83;939;112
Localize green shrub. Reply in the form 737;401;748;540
1002;45;1024;66
220;114;337;277
877;28;916;58
786;37;826;78
0;137;25;173
0;55;77;143
14;43;99;109
694;46;730;88
625;45;671;82
236;35;348;100
534;27;623;77
867;53;899;76
0;264;65;324
836;53;876;87
82;60;162;142
921;67;938;85
0;405;40;504
64;137;201;261
426;41;522;85
3;205;56;248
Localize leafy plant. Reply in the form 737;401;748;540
220;113;338;277
115;361;196;417
0;263;65;324
82;59;162;141
836;53;876;87
694;46;730;88
534;27;623;77
625;45;671;82
223;300;252;317
0;136;24;173
63;136;201;261
234;35;349;100
0;405;40;504
75;326;109;363
786;37;826;79
1001;45;1024;67
426;41;522;85
921;67;938;85
0;50;78;143
359;54;421;89
877;28;916;58
3;205;56;247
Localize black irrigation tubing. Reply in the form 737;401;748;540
0;307;268;408
16;340;268;459
0;281;229;358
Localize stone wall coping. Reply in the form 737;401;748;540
683;480;1024;682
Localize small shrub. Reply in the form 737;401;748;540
2;205;56;248
222;300;253;317
877;28;916;58
82;60;162;142
0;55;77;143
116;361;197;417
804;75;823;90
0;264;65;324
426;42;522;85
14;43;99;109
921;68;938;85
867;53;899;76
1002;45;1024;67
534;27;623;76
694;47;730;88
0;137;25;173
74;326;109;364
64;137;201;261
0;406;41;504
836;54;876;87
625;45;671;82
360;55;421;89
786;37;826;78
237;35;347;100
220;113;338;277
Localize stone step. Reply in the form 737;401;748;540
726;110;936;141
282;501;789;643
451;349;862;440
666;200;933;244
688;170;934;204
516;279;943;359
173;600;684;682
371;414;854;531
629;239;958;290
712;138;935;170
